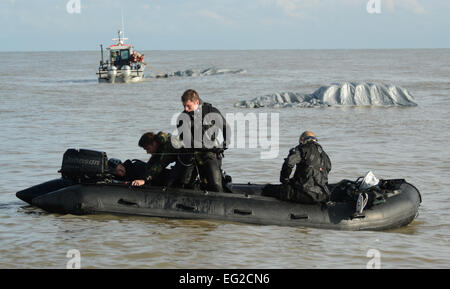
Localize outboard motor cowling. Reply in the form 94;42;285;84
108;66;117;82
59;149;108;182
121;65;131;81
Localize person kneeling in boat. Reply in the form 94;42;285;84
279;131;332;205
131;131;183;187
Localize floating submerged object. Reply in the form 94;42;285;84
146;67;246;79
235;82;418;108
166;67;247;77
17;177;421;231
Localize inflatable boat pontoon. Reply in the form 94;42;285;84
16;178;421;231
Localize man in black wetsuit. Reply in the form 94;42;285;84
175;89;229;192
130;131;180;187
280;131;332;204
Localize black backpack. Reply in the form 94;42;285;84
330;178;406;207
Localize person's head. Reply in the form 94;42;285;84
138;132;159;154
108;158;126;177
181;89;200;112
299;131;317;144
115;163;126;177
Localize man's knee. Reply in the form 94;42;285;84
199;159;223;192
280;183;316;204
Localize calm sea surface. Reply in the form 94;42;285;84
0;49;449;268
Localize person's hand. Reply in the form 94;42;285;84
131;180;145;187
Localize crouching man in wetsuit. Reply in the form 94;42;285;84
279;131;332;205
176;89;229;192
131;131;181;187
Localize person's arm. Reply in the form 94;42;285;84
131;156;159;186
280;147;301;184
131;156;156;186
210;106;230;148
132;147;178;186
176;111;194;149
323;150;332;173
221;110;231;148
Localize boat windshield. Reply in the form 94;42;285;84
109;49;132;67
120;50;129;60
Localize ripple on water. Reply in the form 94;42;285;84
1;49;450;268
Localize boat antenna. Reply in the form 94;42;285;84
121;9;125;40
100;44;104;65
112;10;128;45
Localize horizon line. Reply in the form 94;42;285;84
1;47;449;53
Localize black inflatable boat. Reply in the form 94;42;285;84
16;177;421;231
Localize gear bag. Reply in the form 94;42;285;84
330;177;406;207
59;149;108;181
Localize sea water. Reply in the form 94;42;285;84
0;49;449;268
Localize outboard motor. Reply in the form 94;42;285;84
121;65;131;82
16;149;109;204
59;149;108;182
108;66;117;83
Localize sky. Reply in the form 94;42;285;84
1;0;450;51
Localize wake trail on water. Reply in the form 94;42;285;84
235;82;418;108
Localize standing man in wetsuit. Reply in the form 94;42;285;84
280;131;332;204
176;89;229;192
